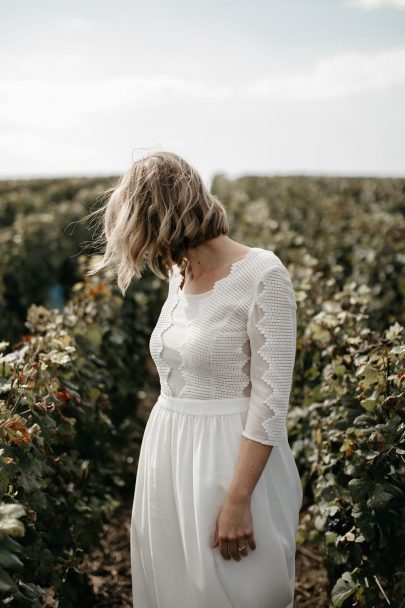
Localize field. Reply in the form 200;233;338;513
0;174;404;607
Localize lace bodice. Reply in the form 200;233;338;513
161;289;213;395
149;247;297;447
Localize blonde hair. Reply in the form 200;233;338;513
83;151;229;296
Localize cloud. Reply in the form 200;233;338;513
0;72;232;131
62;17;100;31
245;46;405;101
1;47;404;136
345;0;405;9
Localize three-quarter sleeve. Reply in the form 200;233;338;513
241;264;297;447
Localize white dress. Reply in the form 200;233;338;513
130;247;303;608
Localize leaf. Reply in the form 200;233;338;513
0;534;23;555
360;397;377;411
0;470;9;496
335;365;346;376
0;564;17;593
331;571;359;607
18;468;41;494
0;503;26;537
348;478;369;502
0;545;24;571
390;344;405;355
0;503;26;520
49;351;72;366
325;531;338;545
366;484;394;510
385;321;403;341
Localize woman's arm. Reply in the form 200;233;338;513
228;438;273;504
211;439;272;561
211;263;297;561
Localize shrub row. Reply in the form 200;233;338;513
1;174;404;606
0;263;164;606
289;274;404;606
0;177;116;344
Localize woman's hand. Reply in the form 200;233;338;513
211;497;256;561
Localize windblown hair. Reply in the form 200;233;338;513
83;151;229;297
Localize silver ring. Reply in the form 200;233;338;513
237;544;247;552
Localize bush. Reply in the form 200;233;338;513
0;265;160;606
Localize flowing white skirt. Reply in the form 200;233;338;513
130;393;303;608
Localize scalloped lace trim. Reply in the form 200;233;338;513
254;268;294;442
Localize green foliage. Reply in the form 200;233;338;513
1;174;404;606
0;495;45;604
263;238;404;606
210;174;405;606
294;313;404;606
0;176;117;344
0;270;157;606
212;174;405;332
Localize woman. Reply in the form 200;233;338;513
88;151;303;608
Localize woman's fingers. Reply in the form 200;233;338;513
227;539;241;561
218;537;251;560
211;523;219;548
246;531;256;551
219;539;231;560
238;541;249;557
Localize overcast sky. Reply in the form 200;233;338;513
1;0;404;186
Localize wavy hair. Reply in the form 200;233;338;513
83;151;229;296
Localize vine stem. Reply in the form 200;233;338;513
373;575;390;605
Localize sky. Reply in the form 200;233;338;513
1;0;404;186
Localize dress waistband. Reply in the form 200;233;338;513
156;393;250;416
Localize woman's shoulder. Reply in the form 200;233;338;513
251;247;288;276
250;247;296;306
